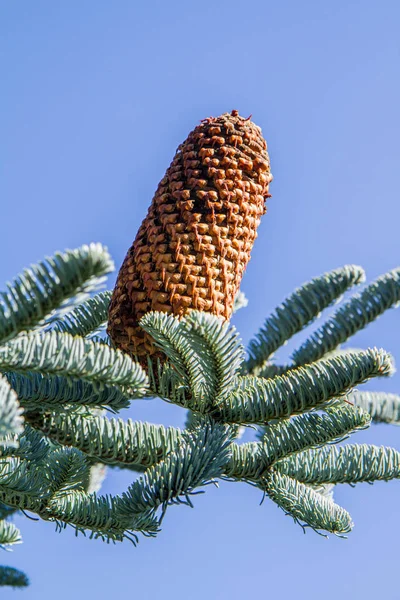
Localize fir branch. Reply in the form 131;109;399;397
1;427;49;463
119;423;231;516
258;406;370;468
276;444;400;484
184;311;244;405
0;451;158;542
44;448;91;497
0;453;157;543
292;268;400;366
26;410;182;469
48;491;160;543
5;371;131;412
0;458;45;501
0;462;49;522
147;359;190;408
185;410;244;442
213;348;393;424
0;519;22;548
263;471;353;535
224;441;262;480
247;265;365;372
224;406;370;479
139;312;199;401
0;243;114;344
349;391;400;425
0;376;24;446
0;566;29;588
50;291;112;337
141;312;244;411
0;332;149;393
0;503;18;520
0;492;45;518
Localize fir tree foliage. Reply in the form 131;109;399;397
350;391;400;425
0;566;29;588
263;471;354;536
292;268;400;366
213;349;392;424
5;371;132;412
0;519;22;548
0;243;114;345
0;243;399;587
50;290;112;338
0;331;148;392
27;410;182;468
275;443;400;484
246;265;365;372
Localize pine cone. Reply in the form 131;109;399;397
107;110;272;362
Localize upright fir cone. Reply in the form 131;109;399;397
107;110;272;363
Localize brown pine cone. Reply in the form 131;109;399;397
107;110;272;362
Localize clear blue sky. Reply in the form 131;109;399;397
1;1;400;598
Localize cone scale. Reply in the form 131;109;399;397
107;110;272;361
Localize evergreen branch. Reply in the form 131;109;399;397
0;458;45;500
224;406;370;479
141;312;233;411
263;471;353;535
0;452;158;542
275;444;400;484
5;371;131;412
26;410;182;469
213;349;393;424
0;490;46;518
50;291;112;337
185;411;244;443
143;311;244;409
48;491;160;543
349;391;400;425
0;454;158;543
0;566;29;588
224;441;262;480
247;265;365;371
0;503;18;520
0;332;149;393
147;359;190;408
1;427;49;463
44;448;91;497
184;311;244;405
258;406;370;468
0;519;22;548
0;459;50;522
139;312;198;400
0;243;114;344
0;376;24;446
292;268;400;366
119;423;231;516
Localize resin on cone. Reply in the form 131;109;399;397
107;110;273;362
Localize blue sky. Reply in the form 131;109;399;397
1;1;400;598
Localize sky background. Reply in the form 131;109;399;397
1;1;400;598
